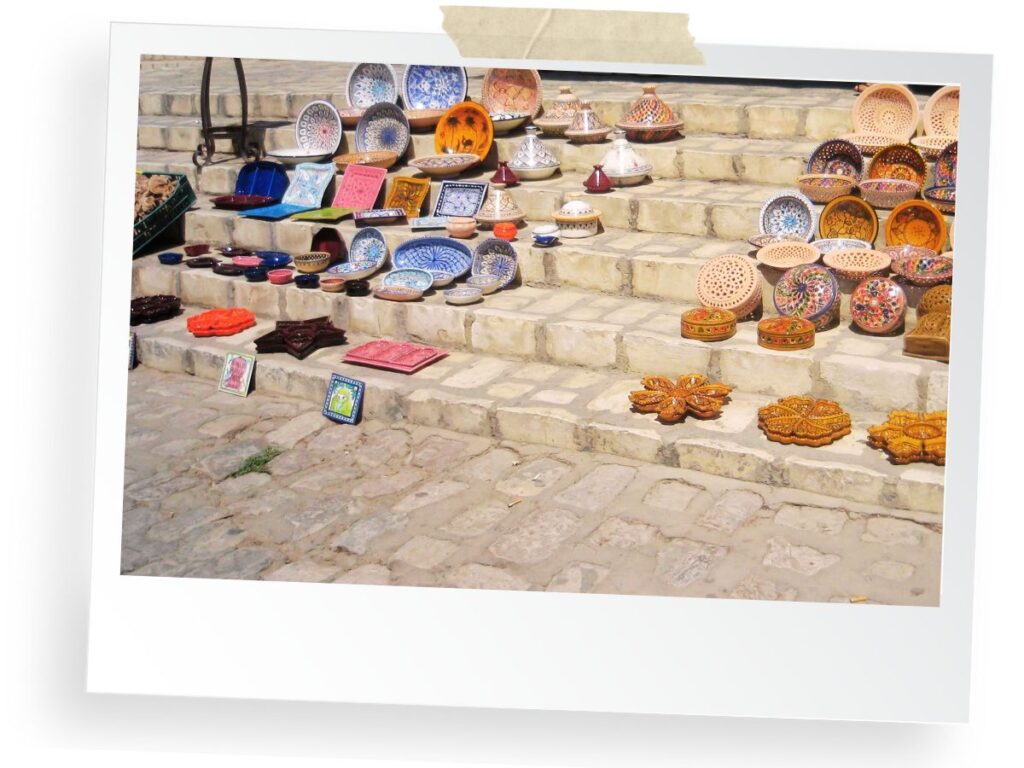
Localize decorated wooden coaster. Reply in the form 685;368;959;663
130;295;181;325
868;410;947;465
757;396;852;447
680;307;737;342
904;312;951;362
186;307;256;337
757;316;815;351
628;374;732;424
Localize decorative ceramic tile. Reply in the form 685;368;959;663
323;373;365;425
331;164;387;210
281;163;336;208
433;181;488;218
344;339;449;374
385;176;431;217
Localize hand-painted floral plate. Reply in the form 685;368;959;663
806;138;864;180
481;68;543;118
471;237;518;288
294;99;343;155
380;268;434;292
885;199;948;252
934;140;958;188
354;102;411;157
435;102;494;161
345;63;399;108
758;190;816;242
890;254;954;286
774;264;840;330
393;237;473;278
348;226;389;269
813;237;872;254
850;276;907;334
401;65;468;110
819;195;879;244
867;143;927;187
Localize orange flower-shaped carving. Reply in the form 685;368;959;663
186;307;256;337
868;410;947;465
628;374;732;423
757;396;852;447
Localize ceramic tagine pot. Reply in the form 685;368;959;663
584;164;613;194
600;130;653;186
507;126;561;180
553;199;601;239
534;86;581;137
565;100;611;144
474;183;526;227
615;84;683;143
490;160;519;187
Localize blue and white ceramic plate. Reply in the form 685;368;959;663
294;100;343;155
281;163;336;208
348;227;389;269
758;190;816;242
393;237;472;278
325;261;381;280
432;181;489;218
355;102;410;156
444;286;484;305
471;238;518;289
381;268;434;292
401;65;468;110
346;63;399;109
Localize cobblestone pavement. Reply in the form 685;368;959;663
123;367;942;604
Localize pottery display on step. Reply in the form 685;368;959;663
599;130;653;186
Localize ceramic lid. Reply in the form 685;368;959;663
554;199;601;222
567;101;609;134
600;130;653;177
475;184;525;222
509;126;560;169
617;84;681;128
537;86;581;122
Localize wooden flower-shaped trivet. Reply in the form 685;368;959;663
628;374;732;424
186;308;256;337
868;410;947;465
757;396;852;447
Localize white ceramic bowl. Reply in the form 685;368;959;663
444;286;484;305
466;275;501;294
508;163;560;180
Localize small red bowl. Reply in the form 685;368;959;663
184;244;210;257
232;255;263;268
493;222;518;241
267;268;293;285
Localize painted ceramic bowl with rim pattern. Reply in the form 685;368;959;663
849;276;907;334
773;264;840;330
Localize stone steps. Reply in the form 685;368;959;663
133;247;949;417
131;305;945;515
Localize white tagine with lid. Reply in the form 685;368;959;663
508;126;561;180
552;199;602;239
600;129;653;186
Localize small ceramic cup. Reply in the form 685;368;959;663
295;273;320;289
158;252;183;265
445;216;477;239
532;223;559;247
320;277;346;293
267;269;293;285
244;266;267;282
494;222;518;241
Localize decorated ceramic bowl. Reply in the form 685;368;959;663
911;135;956;161
243;266;267;282
466;274;501;294
822;248;892;280
404;109;445;130
880;244;937;262
747;233;804;249
885;199;948;252
320;277;346;292
839;132;898;156
934;141;958;188
295;273;320;289
759;190;816;242
444;286;484;305
867;143;928;187
924;185;956;214
429;270;456;288
325;261;380;281
813;238;872;254
696;254;762;318
680;307;737;342
481;68;543;118
757;316;816;351
490;112;531;134
756;241;820;271
435;101;494;161
858;179;920;209
849;276;907;334
381;268;434;292
409;153;480;178
293;251;332;273
445;216;478;238
267;268;293;285
819;195;879;243
851;83;919;143
374;285;423;302
890;254;954;286
158;252;183;265
333;150;399;172
796;174;855;204
337;107;365;128
774;264;840;330
806;138;864;180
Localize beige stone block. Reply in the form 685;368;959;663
896;467;946;515
586;422;664;464
233;281;281;319
748;105;804;139
805;107;853;140
135;265;179;297
544;321;618;367
622;331;712;377
679;149;739;181
470;309;540;357
519;247;546;284
273;221;316;253
926;370;949;412
630;256;703;303
507;186;564;221
495;407;580;449
551;248;624;292
166;126;200;152
739;153;806;185
137;125;165;149
710;204;759;241
137;336;190;374
819;354;923;411
719;344;814;396
184;211;233;246
404;303;469;347
636;198;707;236
179;271;232;308
168;94;195;116
674;437;774;483
783;456;887;505
281;286;337;321
681;103;746;135
231;218;274;251
565;191;632;229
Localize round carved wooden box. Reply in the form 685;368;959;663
757;316;816;351
680;307;737;342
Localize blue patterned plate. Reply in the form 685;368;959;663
401;65;468;110
393;237;473;278
355;102;411;157
346;63;399;109
432;181;488;218
759;190;816;242
325;261;381;280
471;238;518;288
381;268;434;292
348;227;389;269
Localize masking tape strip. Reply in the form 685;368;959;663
440;6;705;65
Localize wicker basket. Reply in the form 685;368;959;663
133;172;196;256
796;174;855;204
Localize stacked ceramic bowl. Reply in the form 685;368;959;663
798;138;863;204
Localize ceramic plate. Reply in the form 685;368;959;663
813;238;872;254
402;65;468;110
885;200;948;252
280;163;336;208
266;147;332;164
433;180;489;218
381;268;434;292
355;102;411;157
294;99;343;155
472;238;518;288
822;248;892;280
934;141;958;188
435;102;494;160
818;195;879;243
384;176;431;217
408;153;480;177
806;138;864;180
346;63;399;109
759;190;816;242
747;233;804;249
393;237;473;278
850;277;907;334
235;160;290;199
774;265;839;326
481;68;543;118
348;226;389;268
890;254;954;286
866;143;927;187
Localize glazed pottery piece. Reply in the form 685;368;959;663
331;164;387;210
867;143;927;187
924;185;956;214
374;285;423;302
234;161;289;201
471;238;518;288
696;254;762;318
759;190;816;242
130;295;181;325
628;374;733;424
346;63;399;108
326;261;380;280
392;237;473;278
923;85;960;137
599;129;653;186
911;135;955;160
404;109;445;131
849;276;907;334
756;316;816;352
158;252;183;265
917;283;953;318
345;279;370;296
890;254;954;286
532;223;559;247
565;101;611;144
429;271;455;288
408;153;480;178
473;184;525;225
337;107;364;128
435;101;494;160
267;268;293;285
355;102;411;157
184;244;211;257
773;265;840;331
186;307;256;337
295;274;320;289
822;248;892;280
381;268;434;292
211;194;276;210
757;395;851;446
243;267;267;282
819;195;879;243
680;307;737;342
212;263;244;277
385;175;431;217
347;226;389;270
813;238;872;254
433;180;489;218
868;410;947;465
265;147;333;165
552;200;601;239
294;100;343;155
934;141;958;188
491;161;519;186
444;286;484;305
353;208;406;225
796;174;855;204
837;132;898;156
851;83;920;142
410;216;448;231
466;274;501;294
445;216;477;238
615;84;683;143
320;277;346;292
254;317;346;360
747;233;804;249
534;86;581;136
219;246;252;257
858;179;920;209
293;251;332;274
244;162;335;219
885;199;948;251
333;150;399;172
493;222;518;241
584;164;613;194
185;256;220;269
310;228;345;265
508;126;560;179
402;65;468;110
756;241;820;271
904;312;951;362
481;68;543;118
344;340;448;373
806;138;864;180
258;251;292;269
489;112;530;134
880;244;937;262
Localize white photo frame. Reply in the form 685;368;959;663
92;21;991;723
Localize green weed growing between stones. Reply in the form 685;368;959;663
231;447;282;478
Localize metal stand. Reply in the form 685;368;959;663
193;57;262;168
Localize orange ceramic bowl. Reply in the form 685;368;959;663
493;222;518;241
